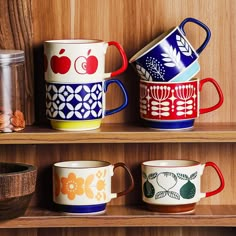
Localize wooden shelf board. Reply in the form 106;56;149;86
1;123;236;144
0;205;235;228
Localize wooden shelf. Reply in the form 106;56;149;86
1;123;236;144
0;205;235;228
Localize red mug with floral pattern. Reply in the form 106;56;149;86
140;78;224;130
53;160;134;214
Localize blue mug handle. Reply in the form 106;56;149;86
104;79;128;116
179;17;211;55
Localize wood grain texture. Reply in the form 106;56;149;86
0;0;34;124
70;0;234;125
0;0;235;235
0;0;234;125
0;228;235;236
0;205;236;228
30;0;236;125
0;142;234;208
2;123;236;144
32;0;71;124
0;163;36;198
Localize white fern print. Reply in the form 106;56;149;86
146;57;165;81
161;45;181;68
176;35;193;58
136;64;153;81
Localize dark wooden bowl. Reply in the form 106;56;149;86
0;162;37;219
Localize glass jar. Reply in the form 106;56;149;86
0;50;25;132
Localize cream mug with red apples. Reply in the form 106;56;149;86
44;39;128;83
142;160;225;214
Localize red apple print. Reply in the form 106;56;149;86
44;54;48;72
50;49;71;74
85;49;98;74
74;49;98;75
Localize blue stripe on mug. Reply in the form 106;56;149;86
54;203;106;214
142;119;195;130
170;60;200;82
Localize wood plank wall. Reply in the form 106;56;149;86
0;0;34;124
0;1;235;236
1;0;235;125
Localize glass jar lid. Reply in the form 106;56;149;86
0;50;25;64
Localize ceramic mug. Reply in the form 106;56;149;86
141;160;225;214
46;79;128;131
53;160;134;214
129;17;211;82
44;39;128;83
139;78;224;130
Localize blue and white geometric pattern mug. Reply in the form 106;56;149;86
129;17;211;82
46;80;128;131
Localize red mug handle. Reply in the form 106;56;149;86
110;162;134;199
203;162;225;198
199;77;224;114
104;41;128;78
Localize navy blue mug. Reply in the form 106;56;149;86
46;79;128;131
129;17;211;82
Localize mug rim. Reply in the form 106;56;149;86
44;39;104;44
53;160;111;169
142;159;200;167
140;77;198;85
45;81;103;85
129;26;179;62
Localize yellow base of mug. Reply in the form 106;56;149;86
50;119;102;131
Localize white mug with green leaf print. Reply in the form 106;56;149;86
141;160;225;214
53;160;134;214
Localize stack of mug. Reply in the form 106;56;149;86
44;40;128;131
129;17;224;130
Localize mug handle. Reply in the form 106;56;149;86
179;17;211;55
104;41;128;78
104;79;128;116
199;77;224;114
201;162;225;198
111;162;135;199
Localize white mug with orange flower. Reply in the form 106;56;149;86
53;160;134;214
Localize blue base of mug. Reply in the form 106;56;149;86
54;203;106;214
142;119;195;130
